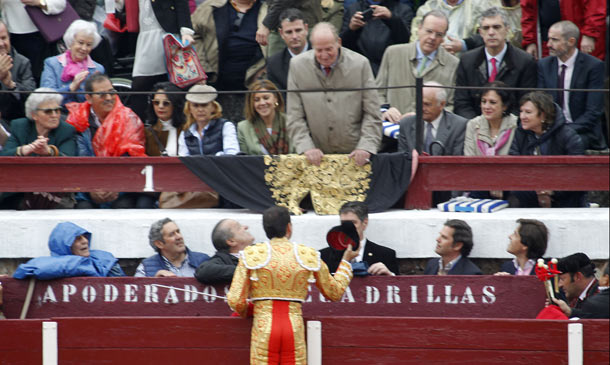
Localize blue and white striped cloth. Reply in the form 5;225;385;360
438;197;509;213
383;121;400;139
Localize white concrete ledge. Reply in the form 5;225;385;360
1;208;608;260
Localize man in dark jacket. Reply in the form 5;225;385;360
454;7;536;119
195;219;254;284
537;20;606;150
424;219;482;275
0;21;36;122
135;218;210;277
552;253;609;319
266;9;309;94
340;0;412;75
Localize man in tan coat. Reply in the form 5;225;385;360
287;22;381;166
376;10;459;123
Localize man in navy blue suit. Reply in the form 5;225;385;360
537;20;606;150
424;219;482;275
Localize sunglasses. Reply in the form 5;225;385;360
92;89;117;98
152;100;172;107
36;107;61;116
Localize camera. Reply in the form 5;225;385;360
361;8;374;22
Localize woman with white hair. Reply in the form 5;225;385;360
40;19;104;104
0;88;75;157
0;88;76;209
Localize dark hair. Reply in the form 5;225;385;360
516;218;548;259
520;91;556;131
339;201;368;222
146;82;186;129
211;219;233;251
557;252;596;279
278;8;306;26
263;206;291;239
481;81;512;116
84;72;110;92
444;219;473;257
244;79;285;121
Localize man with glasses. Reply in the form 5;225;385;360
376;10;458;124
66;73;151;209
454;7;536;120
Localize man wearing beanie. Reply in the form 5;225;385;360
552;252;609;319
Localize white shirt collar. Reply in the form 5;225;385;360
578;278;597;301
485;43;508;65
559;48;578;69
288;42;309;58
355;237;367;263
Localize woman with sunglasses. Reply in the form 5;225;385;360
0;88;76;209
178;84;239;156
0;88;75;157
145;82;186;156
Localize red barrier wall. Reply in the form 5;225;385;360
1;276;546;319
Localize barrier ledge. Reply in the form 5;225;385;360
1;208;608;259
406;155;609;209
0;317;607;364
1;276;545;319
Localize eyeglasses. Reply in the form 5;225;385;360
233;12;245;31
36;107;61;115
152;100;172;107
92;89;117;98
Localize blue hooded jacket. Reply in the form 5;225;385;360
13;222;124;280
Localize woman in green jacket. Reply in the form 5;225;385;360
237;79;292;155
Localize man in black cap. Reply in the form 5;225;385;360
320;201;398;276
552;252;609;319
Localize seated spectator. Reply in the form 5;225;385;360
194;219;254;284
454;7;536;120
266;8;309;94
398;81;467;156
0;20;36;122
135;218;210;277
145;82;186;157
495;219;548;276
509;91;585;208
178;84;240;156
0;89;76;209
237;79;292;155
65;73;152;209
537;20;606;150
191;0;266;121
41;20;105;105
340;0;413;75
424;219;482;275
1;88;75;157
13;222;124;279
0;0;66;83
320;201;399;276
552;253;609;319
377;10;458;123
463;81;517;199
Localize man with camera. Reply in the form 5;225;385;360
339;0;413;76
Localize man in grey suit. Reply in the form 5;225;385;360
397;81;467;156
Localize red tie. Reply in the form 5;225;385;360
324;66;331;76
489;58;497;82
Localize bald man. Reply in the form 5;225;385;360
286;22;382;167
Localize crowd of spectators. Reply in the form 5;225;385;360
0;0;606;211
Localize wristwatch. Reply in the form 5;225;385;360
39;0;47;9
